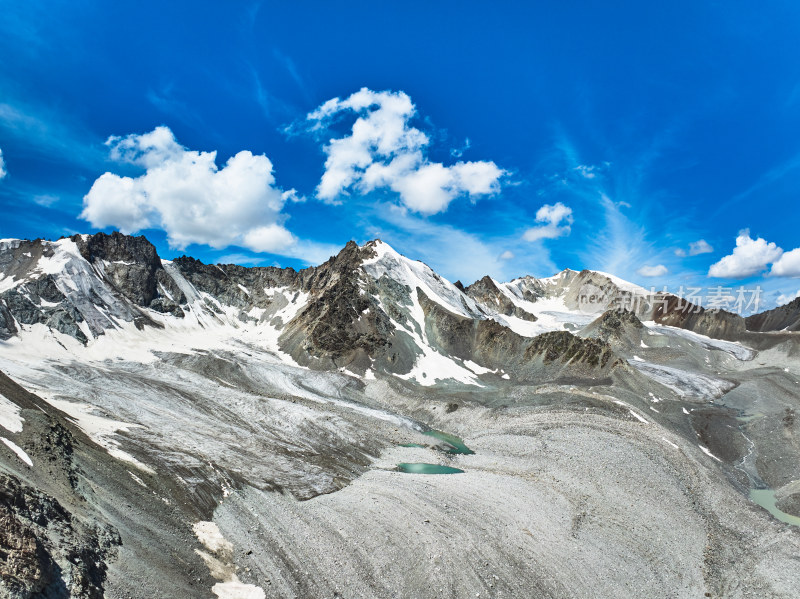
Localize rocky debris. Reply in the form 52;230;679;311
776;488;800;518
465;276;537;321
524;330;620;369
581;309;644;349
0;472;120;599
746;296;800;332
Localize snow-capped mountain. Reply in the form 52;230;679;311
0;233;753;385
1;232;799;598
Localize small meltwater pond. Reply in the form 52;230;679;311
397;463;464;474
749;489;800;527
395;430;473;474
422;430;475;455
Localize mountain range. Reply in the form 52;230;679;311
0;232;799;598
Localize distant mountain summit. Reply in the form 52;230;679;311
0;231;780;384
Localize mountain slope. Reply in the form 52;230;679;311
747;296;800;332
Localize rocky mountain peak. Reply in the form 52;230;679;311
73;231;161;268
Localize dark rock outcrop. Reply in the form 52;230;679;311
0;473;119;599
278;242;395;371
581;308;644;349
746;296;800;332
74;232;162;307
523;330;620;369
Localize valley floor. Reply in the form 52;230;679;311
2;329;800;598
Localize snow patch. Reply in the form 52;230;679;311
612;400;649;424
463;359;493;375
42;395;153;473
194;521;233;554
643;322;755;360
662;437;679;450
0;394;24;433
1;437;32;466
699;444;722;462
212;581;266;599
630;361;734;399
193;521;266;599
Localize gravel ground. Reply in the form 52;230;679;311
210;406;800;599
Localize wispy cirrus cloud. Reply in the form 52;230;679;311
637;264;668;277
675;239;714;257
0;101;107;168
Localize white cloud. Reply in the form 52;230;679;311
499;250;515;260
0;147;6;179
776;289;800;306
637;264;668;277
81;126;301;256
523;202;573;242
771;247;800;277
708;230;783;279
689;239;713;256
305;88;505;215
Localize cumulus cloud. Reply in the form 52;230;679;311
637;264;668;277
771;248;800;277
523;202;573;242
0;147;6;179
81;126;301;255
708;230;783;278
304;88;505;215
499;250;515;260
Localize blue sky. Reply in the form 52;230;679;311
1;1;799;310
